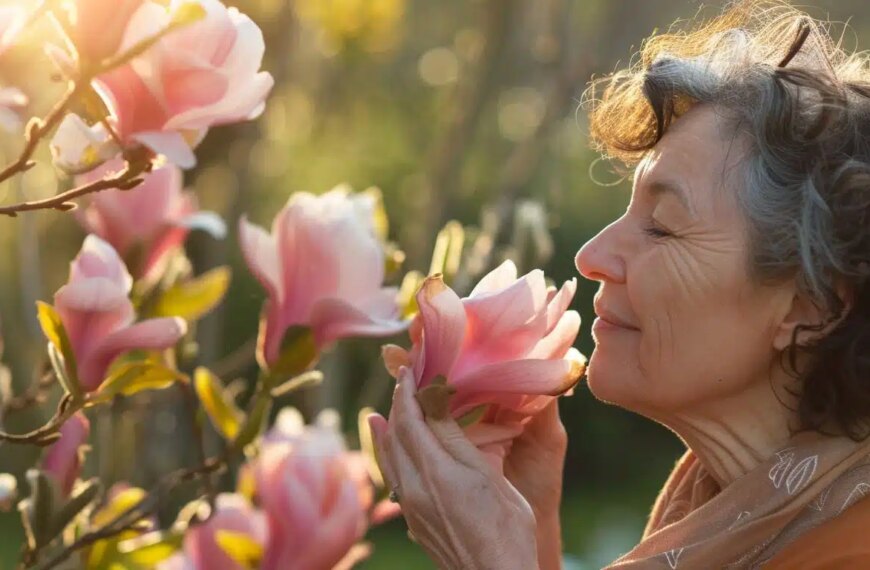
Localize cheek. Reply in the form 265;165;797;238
624;247;778;409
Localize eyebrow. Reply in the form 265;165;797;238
647;179;694;214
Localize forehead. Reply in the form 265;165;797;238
636;106;749;211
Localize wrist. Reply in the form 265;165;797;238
534;508;562;570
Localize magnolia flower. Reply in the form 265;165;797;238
41;413;90;497
49;114;119;174
75;157;225;278
239;187;407;367
382;260;585;459
53;235;187;391
62;0;143;62
252;408;371;570
92;0;274;168
160;494;268;570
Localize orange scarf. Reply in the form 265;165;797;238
607;431;870;569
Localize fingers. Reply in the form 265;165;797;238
367;413;397;488
426;415;490;472
390;367;446;462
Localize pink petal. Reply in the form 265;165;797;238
132;131;197;169
94;64;168;139
238;216;282;302
415;276;466;385
469;260;518;297
71;235;133;293
80;317;187;390
381;345;410;378
527;310;581;360
544;279;577;333
451;357;583;408
309;296;406;348
41;413;90;497
458;269;549;367
185;493;267;570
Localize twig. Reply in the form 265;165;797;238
179;382;216;508
0;393;77;446
0;153;150;217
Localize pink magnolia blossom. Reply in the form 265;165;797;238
252;408;372;570
161;494;268;570
64;0;144;62
53;235;187;391
92;0;274;168
0;6;25;56
42;413;90;497
239;187;407;366
75;158;225;278
382;260;585;460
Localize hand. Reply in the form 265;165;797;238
503;400;567;570
504;399;568;519
368;367;538;570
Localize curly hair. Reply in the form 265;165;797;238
584;0;870;438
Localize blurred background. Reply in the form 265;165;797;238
0;0;867;568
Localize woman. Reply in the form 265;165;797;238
369;1;870;568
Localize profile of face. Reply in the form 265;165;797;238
575;105;800;419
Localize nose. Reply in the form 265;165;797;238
575;219;627;284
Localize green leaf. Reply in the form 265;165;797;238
270;370;323;398
194;367;243;441
258;326;319;385
232;392;272;451
51;478;100;537
23;469;59;549
152;267;231;322
36;302;81;398
457;404;488;428
91;362;184;405
215;530;263;569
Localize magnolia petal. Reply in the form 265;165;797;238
133;131;197;169
452;357;583;398
41;413;90;497
415;276;466;385
72;235;134;293
469;260;518;297
544;279;577;333
80;317;187;390
238;216;282;303
381;345;411;379
460;269;549;362
527;310;581;360
179;211;227;239
50;114;120;175
308;297;408;348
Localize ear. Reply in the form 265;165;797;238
773;283;853;351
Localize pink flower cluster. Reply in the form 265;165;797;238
51;0;274;171
162;409;374;570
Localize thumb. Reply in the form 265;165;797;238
425;415;490;472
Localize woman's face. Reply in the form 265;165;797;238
575;106;795;417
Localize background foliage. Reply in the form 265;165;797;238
0;0;867;567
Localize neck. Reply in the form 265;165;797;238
659;372;798;488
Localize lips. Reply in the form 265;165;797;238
593;302;640;331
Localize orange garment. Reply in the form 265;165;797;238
765;496;870;569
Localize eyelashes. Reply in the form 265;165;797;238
643;219;675;239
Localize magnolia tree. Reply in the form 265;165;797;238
0;1;584;569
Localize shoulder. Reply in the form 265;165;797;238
765;496;870;569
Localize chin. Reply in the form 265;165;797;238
584;351;634;406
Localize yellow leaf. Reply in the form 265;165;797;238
92;362;183;404
214;530;263;569
92;487;147;528
362;186;389;241
36;302;80;393
428;221;465;284
397;271;424;319
118;530;183;565
194;367;243;441
152;267;231;322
